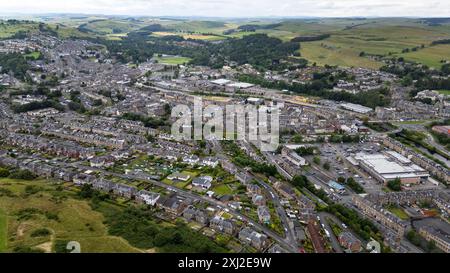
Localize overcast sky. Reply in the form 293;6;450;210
0;0;449;17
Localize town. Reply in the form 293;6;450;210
0;15;450;254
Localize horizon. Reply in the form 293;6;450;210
0;0;449;18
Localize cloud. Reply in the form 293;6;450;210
0;0;448;17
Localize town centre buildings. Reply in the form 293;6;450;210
351;151;429;184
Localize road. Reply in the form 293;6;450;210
211;140;299;251
318;212;344;253
249;171;299;248
263;151;330;207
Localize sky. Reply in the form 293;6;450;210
0;0;449;18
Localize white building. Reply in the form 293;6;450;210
340;103;373;114
192;176;213;190
285;152;308;167
136;190;160;206
353;152;429;184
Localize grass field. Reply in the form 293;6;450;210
437;90;450;96
300;42;383;69
77;19;146;35
212;184;234;195
154;55;192;65
225;18;450;69
24;51;41;60
2;17;450;70
152;31;225;41
0;22;38;38
0;178;141;253
387;206;410;220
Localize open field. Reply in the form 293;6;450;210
152;31;225;41
221;18;450;69
154;55;192;65
0;178;141;253
0;22;38;38
3;17;448;69
77;19;148;35
300;42;383;69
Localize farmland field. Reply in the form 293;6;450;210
3;17;448;70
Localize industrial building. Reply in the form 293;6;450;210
340;103;373;114
352;151;429;184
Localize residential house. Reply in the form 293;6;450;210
221;160;238;174
136;190;160;206
92;179;115;193
167;172;191;182
113;183;137;199
239;227;268;250
338;232;362;253
192;176;213;190
257;206;271;224
183;205;209;226
247;184;262;195
235;171;252;185
210;216;234;235
157;195;189;215
252;194;266;206
274;182;296;200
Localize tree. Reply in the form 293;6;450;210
441;63;450;75
8;169;36;180
292;175;308;188
313;156;321;165
387;178;402;191
291;134;303;143
0;167;10;177
323;162;330;170
78;184;94;199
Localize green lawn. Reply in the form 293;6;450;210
437;90;450;96
24;51;41;60
212;184;233;195
387;206;410;220
154;55;192;65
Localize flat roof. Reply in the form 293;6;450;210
285;144;307;150
227;82;254;89
385;151;411;164
340;103;373;113
210;79;231;85
289;152;305;161
328;181;346;190
247;97;263;102
355;153;427;178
